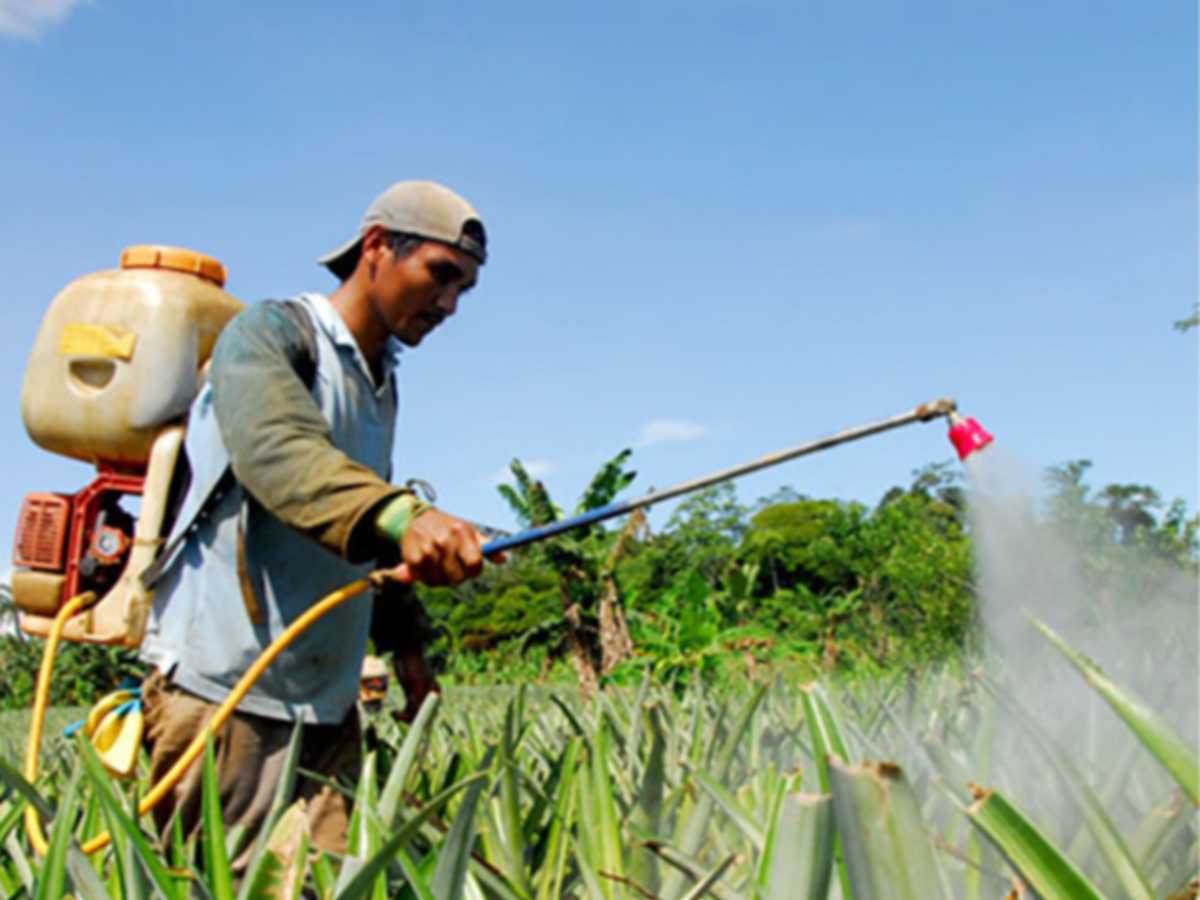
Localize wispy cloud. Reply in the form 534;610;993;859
636;419;707;447
0;0;86;39
486;459;556;486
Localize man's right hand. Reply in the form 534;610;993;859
397;508;489;586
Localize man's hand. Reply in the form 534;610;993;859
392;648;439;723
399;508;490;586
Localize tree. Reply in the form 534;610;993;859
739;465;975;669
496;450;639;696
1099;483;1160;545
663;483;748;583
753;485;803;511
1174;303;1199;332
1046;459;1199;567
741;497;864;596
496;460;560;529
427;451;1195;683
597;508;647;675
0;570;20;641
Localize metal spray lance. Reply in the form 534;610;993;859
481;395;994;556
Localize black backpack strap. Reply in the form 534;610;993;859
139;299;319;590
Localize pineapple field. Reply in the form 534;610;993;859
1;613;1195;898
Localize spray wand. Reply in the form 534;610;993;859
482;395;990;555
24;395;993;857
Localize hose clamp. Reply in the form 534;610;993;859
405;478;438;504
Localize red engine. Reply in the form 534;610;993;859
12;466;144;614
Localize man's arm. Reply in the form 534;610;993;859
208;301;491;580
209;301;404;562
370;579;440;721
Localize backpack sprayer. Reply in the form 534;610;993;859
16;246;994;856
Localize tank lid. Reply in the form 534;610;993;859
120;245;228;287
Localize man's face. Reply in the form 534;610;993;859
370;236;479;347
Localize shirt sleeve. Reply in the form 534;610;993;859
209;301;404;562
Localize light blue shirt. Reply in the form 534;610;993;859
140;293;401;723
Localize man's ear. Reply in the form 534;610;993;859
361;225;390;257
360;226;389;281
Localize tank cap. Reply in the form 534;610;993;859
120;245;228;287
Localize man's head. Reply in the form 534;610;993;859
319;181;487;347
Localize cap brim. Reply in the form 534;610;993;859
317;233;363;281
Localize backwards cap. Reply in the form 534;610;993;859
318;180;487;280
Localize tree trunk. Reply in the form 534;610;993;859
563;600;599;699
598;510;647;675
599;577;635;676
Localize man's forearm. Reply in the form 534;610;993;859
370;582;435;656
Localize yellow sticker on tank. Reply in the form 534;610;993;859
59;324;137;360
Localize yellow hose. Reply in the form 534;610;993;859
23;591;93;857
25;571;392;856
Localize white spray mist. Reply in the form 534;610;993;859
963;443;1198;844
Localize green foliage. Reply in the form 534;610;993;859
742;497;865;596
5;453;1191;714
575;447;637;515
736;469;974;670
428;453;1197;686
0;636;141;711
1173;302;1199;332
618;484;748;604
421;557;560;651
474;450;642;684
496;458;560;528
1039;460;1199;643
664;482;748;579
626;569;726;683
1044;459;1199;565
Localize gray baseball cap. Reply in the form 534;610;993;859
318;180;487;280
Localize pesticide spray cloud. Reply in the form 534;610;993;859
962;442;1198;834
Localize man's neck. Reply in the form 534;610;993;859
328;280;389;369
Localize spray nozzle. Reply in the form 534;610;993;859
947;412;994;461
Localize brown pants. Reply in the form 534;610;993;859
140;670;362;865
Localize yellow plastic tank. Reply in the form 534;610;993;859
21;246;244;466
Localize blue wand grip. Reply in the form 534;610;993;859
481;501;633;556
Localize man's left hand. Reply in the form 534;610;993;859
393;648;439;723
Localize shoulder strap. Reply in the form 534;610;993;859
272;298;320;390
139;299;320;590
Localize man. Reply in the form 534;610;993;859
138;180;494;859
358;654;392;758
358;655;390;714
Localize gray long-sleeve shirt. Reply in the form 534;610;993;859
140;292;420;722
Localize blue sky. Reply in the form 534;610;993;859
1;0;1195;541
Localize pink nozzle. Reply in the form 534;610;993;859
948;415;994;461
